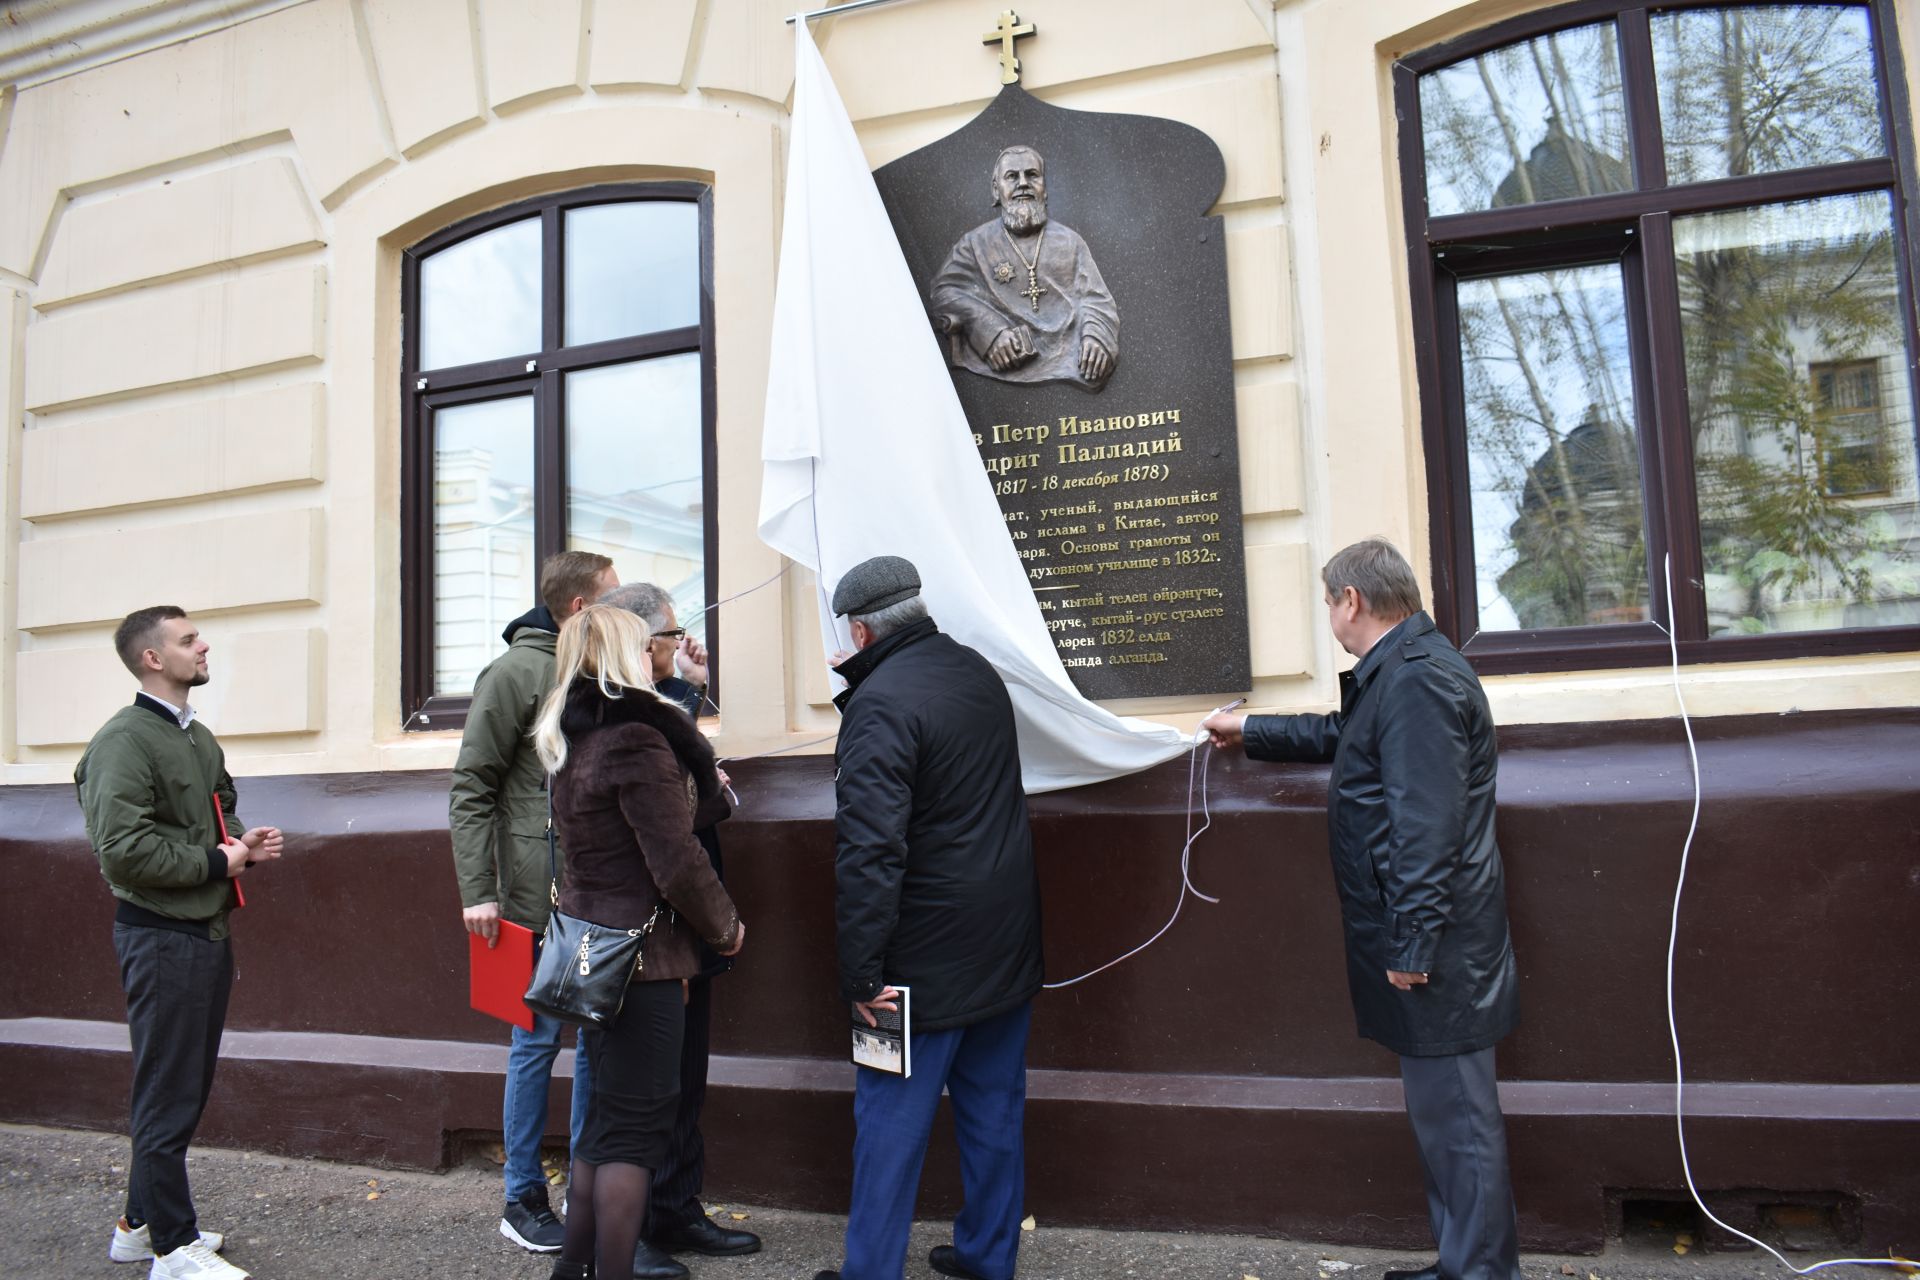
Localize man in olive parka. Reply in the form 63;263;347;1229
449;551;621;1259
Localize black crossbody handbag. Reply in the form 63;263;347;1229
523;786;660;1029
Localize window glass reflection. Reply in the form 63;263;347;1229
1459;263;1649;631
1675;193;1920;634
1421;22;1632;218
433;396;537;694
1654;5;1885;186
565;203;700;346
420;218;542;370
565;355;707;641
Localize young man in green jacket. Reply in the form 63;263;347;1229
450;551;679;1268
76;607;283;1280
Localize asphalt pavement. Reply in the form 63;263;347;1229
1;1124;1891;1280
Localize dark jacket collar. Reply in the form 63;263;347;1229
134;692;187;728
831;616;939;696
502;603;558;646
656;675;704;719
1350;611;1434;689
558;677;720;803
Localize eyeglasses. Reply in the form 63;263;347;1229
651;628;687;643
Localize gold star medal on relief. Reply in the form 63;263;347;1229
993;262;1014;283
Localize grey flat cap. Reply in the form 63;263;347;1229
832;555;922;616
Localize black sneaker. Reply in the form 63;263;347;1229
500;1186;566;1253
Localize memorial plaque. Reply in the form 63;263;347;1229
875;85;1251;699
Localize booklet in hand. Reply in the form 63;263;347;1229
850;985;911;1078
470;920;536;1032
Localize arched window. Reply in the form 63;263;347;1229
1397;1;1920;671
400;184;716;728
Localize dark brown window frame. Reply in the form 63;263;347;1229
1396;0;1920;674
400;182;719;730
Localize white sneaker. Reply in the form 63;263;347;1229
149;1240;250;1279
110;1218;226;1263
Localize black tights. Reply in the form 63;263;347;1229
562;1157;653;1277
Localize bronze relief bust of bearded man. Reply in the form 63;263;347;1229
929;145;1119;390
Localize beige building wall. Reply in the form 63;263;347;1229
0;0;1914;785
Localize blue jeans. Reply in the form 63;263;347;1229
503;1009;592;1202
843;1000;1031;1280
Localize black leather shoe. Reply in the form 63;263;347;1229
654;1215;763;1256
548;1261;593;1280
1383;1267;1441;1280
929;1245;990;1280
628;1238;689;1280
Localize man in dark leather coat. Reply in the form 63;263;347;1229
814;555;1044;1280
1205;539;1521;1280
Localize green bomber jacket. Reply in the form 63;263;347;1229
75;697;240;940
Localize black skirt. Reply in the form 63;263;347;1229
574;978;684;1169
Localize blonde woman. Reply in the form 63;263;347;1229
533;604;745;1280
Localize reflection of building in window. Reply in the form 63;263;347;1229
1812;359;1892;497
431;457;709;693
1496;408;1646;628
432;448;534;695
568;483;707;643
1493;115;1630;208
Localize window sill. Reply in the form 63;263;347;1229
1458;623;1920;676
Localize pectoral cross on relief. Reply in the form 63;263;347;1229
982;10;1035;85
1020;270;1045;310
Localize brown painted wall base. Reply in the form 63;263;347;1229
3;709;1917;1250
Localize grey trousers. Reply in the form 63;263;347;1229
1398;1047;1523;1280
114;923;234;1256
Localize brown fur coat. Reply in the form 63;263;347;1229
550;678;739;981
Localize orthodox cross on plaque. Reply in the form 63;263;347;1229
982;10;1035;85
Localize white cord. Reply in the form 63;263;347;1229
1659;553;1910;1274
1042;710;1225;991
686;562;791;622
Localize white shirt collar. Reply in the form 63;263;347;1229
140;692;197;730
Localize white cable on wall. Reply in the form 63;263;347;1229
1042;715;1225;990
1659;553;1911;1274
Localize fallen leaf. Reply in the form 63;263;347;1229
1243;1274;1261;1280
1675;1233;1695;1247
366;1179;378;1188
366;1191;380;1201
1589;1272;1602;1280
729;1212;749;1221
1887;1255;1918;1277
1672;1244;1690;1257
1020;1214;1037;1232
1561;1266;1577;1276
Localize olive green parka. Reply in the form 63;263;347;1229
448;606;563;932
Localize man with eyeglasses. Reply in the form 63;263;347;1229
599;581;761;1274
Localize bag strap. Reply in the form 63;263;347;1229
546;777;559;907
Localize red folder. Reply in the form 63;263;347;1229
469;921;536;1031
212;794;245;909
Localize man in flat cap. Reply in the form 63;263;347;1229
812;556;1044;1280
